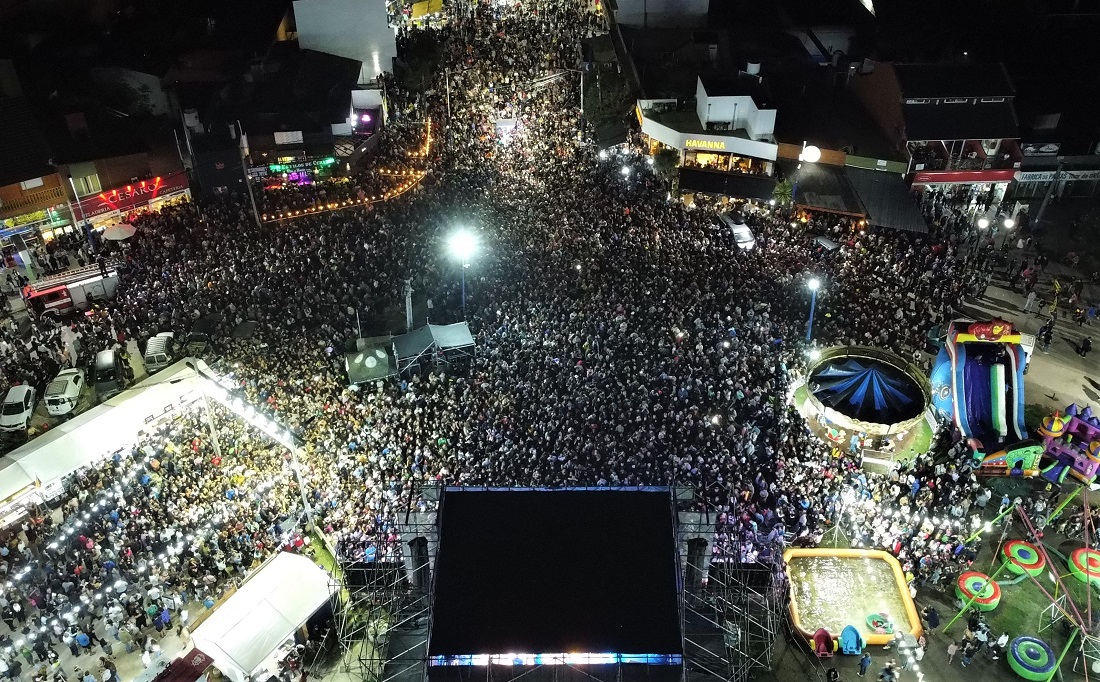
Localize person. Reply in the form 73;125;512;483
921;605;940;634
961;641;978;667
992;632;1009;660
1023;290;1037;313
827;668;839;682
947;641;959;664
1080;337;1092;358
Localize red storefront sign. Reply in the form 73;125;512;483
76;171;190;219
912;169;1018;185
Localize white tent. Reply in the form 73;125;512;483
191;552;336;682
0;360;205;503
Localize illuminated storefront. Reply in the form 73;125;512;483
247;156;339;187
72;171;192;229
0;205;75;244
637;105;780;200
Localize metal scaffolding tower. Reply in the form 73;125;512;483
678;489;783;682
334;481;441;682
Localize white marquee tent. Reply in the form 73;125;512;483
0;360;205;505
191;552;337;682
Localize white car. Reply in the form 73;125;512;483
44;368;86;417
716;211;756;251
0;385;37;432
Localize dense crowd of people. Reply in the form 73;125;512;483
0;0;1059;680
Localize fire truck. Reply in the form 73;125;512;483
21;263;120;320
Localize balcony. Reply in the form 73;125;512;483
0;185;67;218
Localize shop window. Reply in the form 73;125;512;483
19;177;44;191
943;98;969;104
73;174;102;196
904;99;929;105
980;97;1005;103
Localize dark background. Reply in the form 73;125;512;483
428;489;683;657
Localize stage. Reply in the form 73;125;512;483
427;488;684;682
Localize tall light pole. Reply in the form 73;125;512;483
806;277;821;343
449;229;477;318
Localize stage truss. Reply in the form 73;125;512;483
677;488;784;682
325;484;781;682
334;481;441;682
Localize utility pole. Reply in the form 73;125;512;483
1034;161;1064;226
237;120;261;225
445;68;452;120
405;278;414;331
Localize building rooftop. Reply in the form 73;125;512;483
893;62;1015;99
646;108;754;139
698;74;770;108
0;96;55;187
769;67;903;161
902;100;1018;141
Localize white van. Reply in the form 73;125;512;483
45;368;85;417
144;332;175;374
716;211;756;251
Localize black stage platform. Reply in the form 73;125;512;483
427;488;683;682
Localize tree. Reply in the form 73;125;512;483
772;179;793;205
653;148;680;183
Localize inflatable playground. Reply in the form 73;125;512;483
784;548;923;649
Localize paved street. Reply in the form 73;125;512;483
964;267;1099;415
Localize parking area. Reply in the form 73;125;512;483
1;339;148;448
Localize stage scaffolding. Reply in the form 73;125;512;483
327;484;781;682
334;481;441;682
677;488;784;682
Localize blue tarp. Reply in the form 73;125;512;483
811;358;922;424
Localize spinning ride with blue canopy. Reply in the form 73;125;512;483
810;358;924;425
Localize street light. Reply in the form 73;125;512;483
977;217;989;230
806;277;821;343
449;230;477;318
621;165;631;177
809;348;821;361
1004;218;1015;229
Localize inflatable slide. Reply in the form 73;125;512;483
931;320;1039;469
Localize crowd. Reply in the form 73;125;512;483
0;0;1044;680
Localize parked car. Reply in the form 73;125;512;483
44;368;86;417
94;349;126;401
715;211;756;251
144;332;176;374
0;385;37;432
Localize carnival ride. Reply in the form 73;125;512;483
931;319;1036;465
942;497;1100;682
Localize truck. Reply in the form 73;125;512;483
21;263;120;320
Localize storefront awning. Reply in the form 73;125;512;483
678;168;776;200
789;163;865;216
595;122;628;150
845;167;928;234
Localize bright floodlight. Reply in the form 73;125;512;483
598;149;608;160
809;349;821;360
769;199;776;206
977;217;989;229
621;165;631;176
449;230;477;262
801;145;821;163
1004;218;1015;229
808;277;821;291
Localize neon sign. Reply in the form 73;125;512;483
685;139;726;150
76;172;190;219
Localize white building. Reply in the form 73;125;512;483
293;0;397;83
637;77;780;200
